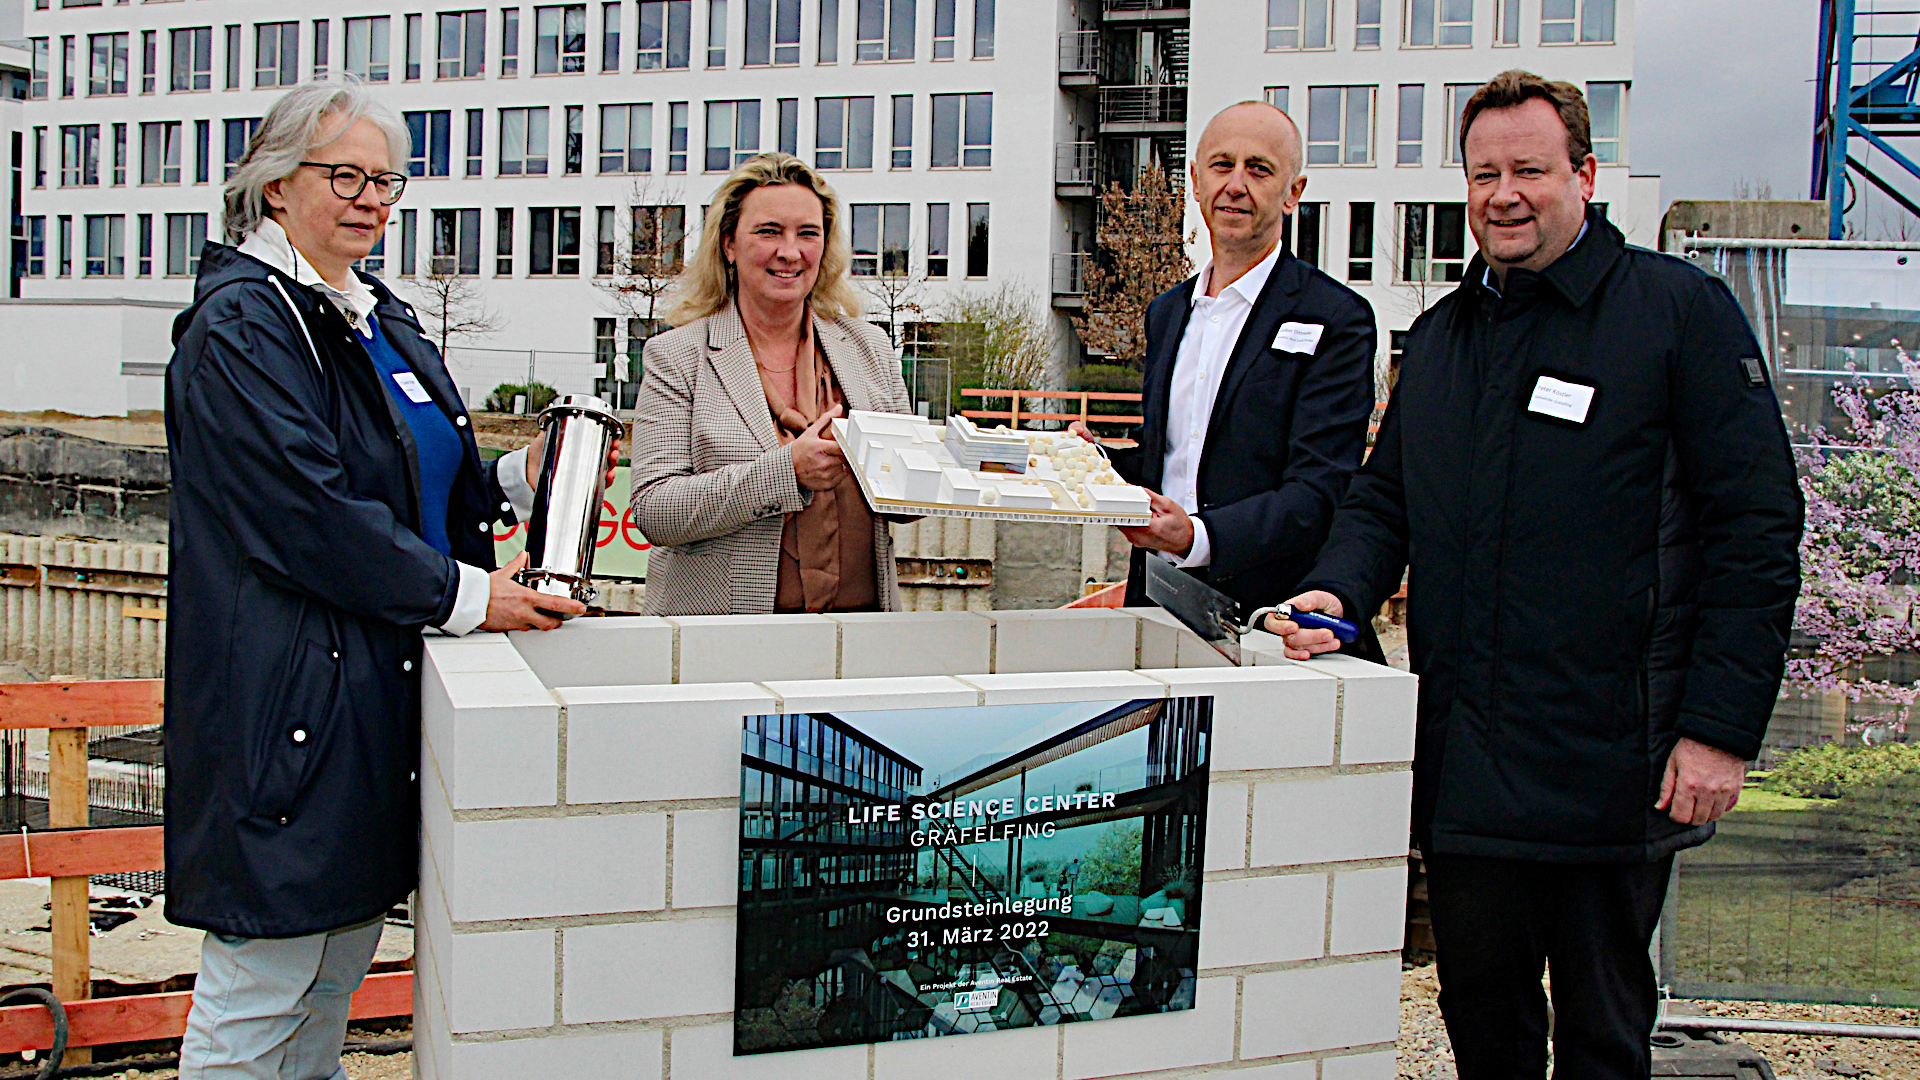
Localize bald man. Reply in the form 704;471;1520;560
1076;102;1381;648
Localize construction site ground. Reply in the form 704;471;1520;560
0;410;541;453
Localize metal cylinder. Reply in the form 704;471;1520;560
513;394;624;611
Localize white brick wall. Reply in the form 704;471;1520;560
670;1022;868;1080
1060;976;1239;1078
830;611;994;678
563;917;737;1024
1240;958;1404;1059
1196;873;1329;969
1250;772;1417;867
670;809;741;910
450;1029;665;1080
445;813;667;922
1140;666;1339;771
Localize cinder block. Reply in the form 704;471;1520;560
669;1021;867;1080
423;666;559;810
1329;864;1409;957
1195;873;1326;969
1134;609;1183;669
957;670;1167;706
425;635;534;674
1205;781;1250;872
1293;655;1419;765
510;617;675;688
448;813;666;922
671;808;739;910
1062;975;1236;1078
561;683;776;805
988;609;1138;673
671;614;837;684
873;1024;1058;1080
449;1029;664;1080
1250;772;1414;867
1240;957;1402;1059
563;917;735;1023
447;929;555;1033
830;611;994;678
762;676;980;713
1323;1049;1401;1080
1137;666;1337;772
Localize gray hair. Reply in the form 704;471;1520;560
220;77;411;244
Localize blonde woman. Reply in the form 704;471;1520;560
630;153;913;615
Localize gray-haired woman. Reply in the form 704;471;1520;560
165;80;611;1078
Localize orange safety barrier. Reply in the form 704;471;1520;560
1064;582;1126;609
959;388;1144;429
0;972;413;1054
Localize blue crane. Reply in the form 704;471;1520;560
1812;0;1920;237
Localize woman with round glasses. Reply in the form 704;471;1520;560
165;81;610;1078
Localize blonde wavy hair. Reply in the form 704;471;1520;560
668;153;862;326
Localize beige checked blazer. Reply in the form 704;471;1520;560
629;303;914;615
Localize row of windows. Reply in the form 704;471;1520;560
1283;197;1608;286
14;212;205;279
1266;0;1617;52
23;0;997;98
1262;80;1626;168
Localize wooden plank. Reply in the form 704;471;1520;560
0;680;163;730
47;726;90;1065
120;605;165;621
0;826;164;881
0;972;415;1053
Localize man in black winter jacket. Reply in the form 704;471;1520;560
1265;72;1803;1080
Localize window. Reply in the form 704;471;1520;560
1397;84;1423;166
745;0;801;64
136;214;152;276
142;122;182;184
58;216;71;277
405;110;453;177
966;203;988;277
400;209;418;274
926;203;948;277
89;33;128;96
973;0;994;57
1355;0;1381;48
637;1;692;68
930;93;990;168
171;27;212;91
932;0;954;59
849;202;908;276
669;102;689;171
630;204;687;272
818;0;839;62
1587;82;1625;164
223;117;261;179
345;17;393;81
777;97;798;154
1543;0;1613;44
814;96;872;169
165;213;207;276
60;36;72;98
111;123;126;185
1443;83;1478;165
600;104;655;173
705;99;760;170
595;317;617;361
496;208;514;274
1398;202;1467;283
140;31;156;94
536;5;588;71
603;2;622;69
256;23;298;88
1284;202;1325;266
1265;86;1290;113
28;39;46;99
431;208;482;275
1406;0;1472;47
1306;85;1374;166
354;234;386;276
529;207;581;274
1267;0;1330;50
224;25;241;89
61;125;99;186
195;120;210;184
856;0;914;61
565;105;584;174
502;7;521;74
405;13;424;79
707;0;727;66
84;215;124;277
1347;202;1373;282
312;19;331;78
19;216;45;277
1495;0;1520;44
438;10;486;77
500;107;551;174
890;95;911;169
596;206;617;273
466;109;485;175
32;128;44;188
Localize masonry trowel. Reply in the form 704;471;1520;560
1143;557;1360;665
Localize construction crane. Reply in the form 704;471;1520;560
1812;0;1920;237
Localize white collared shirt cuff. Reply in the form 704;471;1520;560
437;561;492;637
1176;519;1212;568
497;447;536;521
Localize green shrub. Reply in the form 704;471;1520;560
483;381;559;414
1758;742;1920;799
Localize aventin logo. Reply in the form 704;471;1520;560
954;988;1001;1011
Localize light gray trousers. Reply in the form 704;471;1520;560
178;918;383;1080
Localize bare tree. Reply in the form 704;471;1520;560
595;177;689;372
1072;164;1193;367
859;267;928;350
941;282;1055;393
406;271;505;357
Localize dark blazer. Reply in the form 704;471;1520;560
164;243;519;938
1301;208;1803;863
1109;248;1379;629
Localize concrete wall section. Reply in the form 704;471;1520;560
0;300;185;417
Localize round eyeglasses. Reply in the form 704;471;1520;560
300;162;408;205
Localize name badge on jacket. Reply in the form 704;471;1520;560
1526;374;1596;425
1271;322;1325;354
392;371;434;405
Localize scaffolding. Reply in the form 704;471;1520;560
1813;0;1920;236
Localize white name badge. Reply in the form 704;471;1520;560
391;371;434;405
1271;321;1325;354
1527;375;1596;425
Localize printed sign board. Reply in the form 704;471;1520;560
493;464;650;579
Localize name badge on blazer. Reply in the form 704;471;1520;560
1525;373;1597;426
1271;322;1325;354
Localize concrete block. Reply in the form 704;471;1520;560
1329;864;1409;957
425;635;535;675
669;1021;868;1080
1323;1049;1401;1080
1137;666;1337;772
1224;1062;1318;1080
1205;781;1249;872
448;1029;664;1080
1061;975;1236;1078
873;1024;1058;1080
1250;772;1415;867
510;617;675;688
563;917;735;1023
560;683;776;805
761;676;981;713
449;813;666;922
671;808;739;910
1134;608;1183;669
671;614;837;684
447;930;555;1033
830;610;994;678
1195;873;1326;969
988;609;1138;673
1295;655;1419;765
956;670;1166;706
1240;957;1402;1058
423;666;559;810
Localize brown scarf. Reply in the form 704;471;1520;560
756;316;877;613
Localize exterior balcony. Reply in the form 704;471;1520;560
1103;0;1192;23
1052;252;1089;310
1059;31;1102;89
1056;142;1101;198
1099;85;1189;135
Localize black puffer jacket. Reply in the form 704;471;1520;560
1303;208;1803;863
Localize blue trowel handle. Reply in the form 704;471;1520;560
1275;603;1361;643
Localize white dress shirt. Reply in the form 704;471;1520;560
238;218;533;635
1158;241;1286;569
